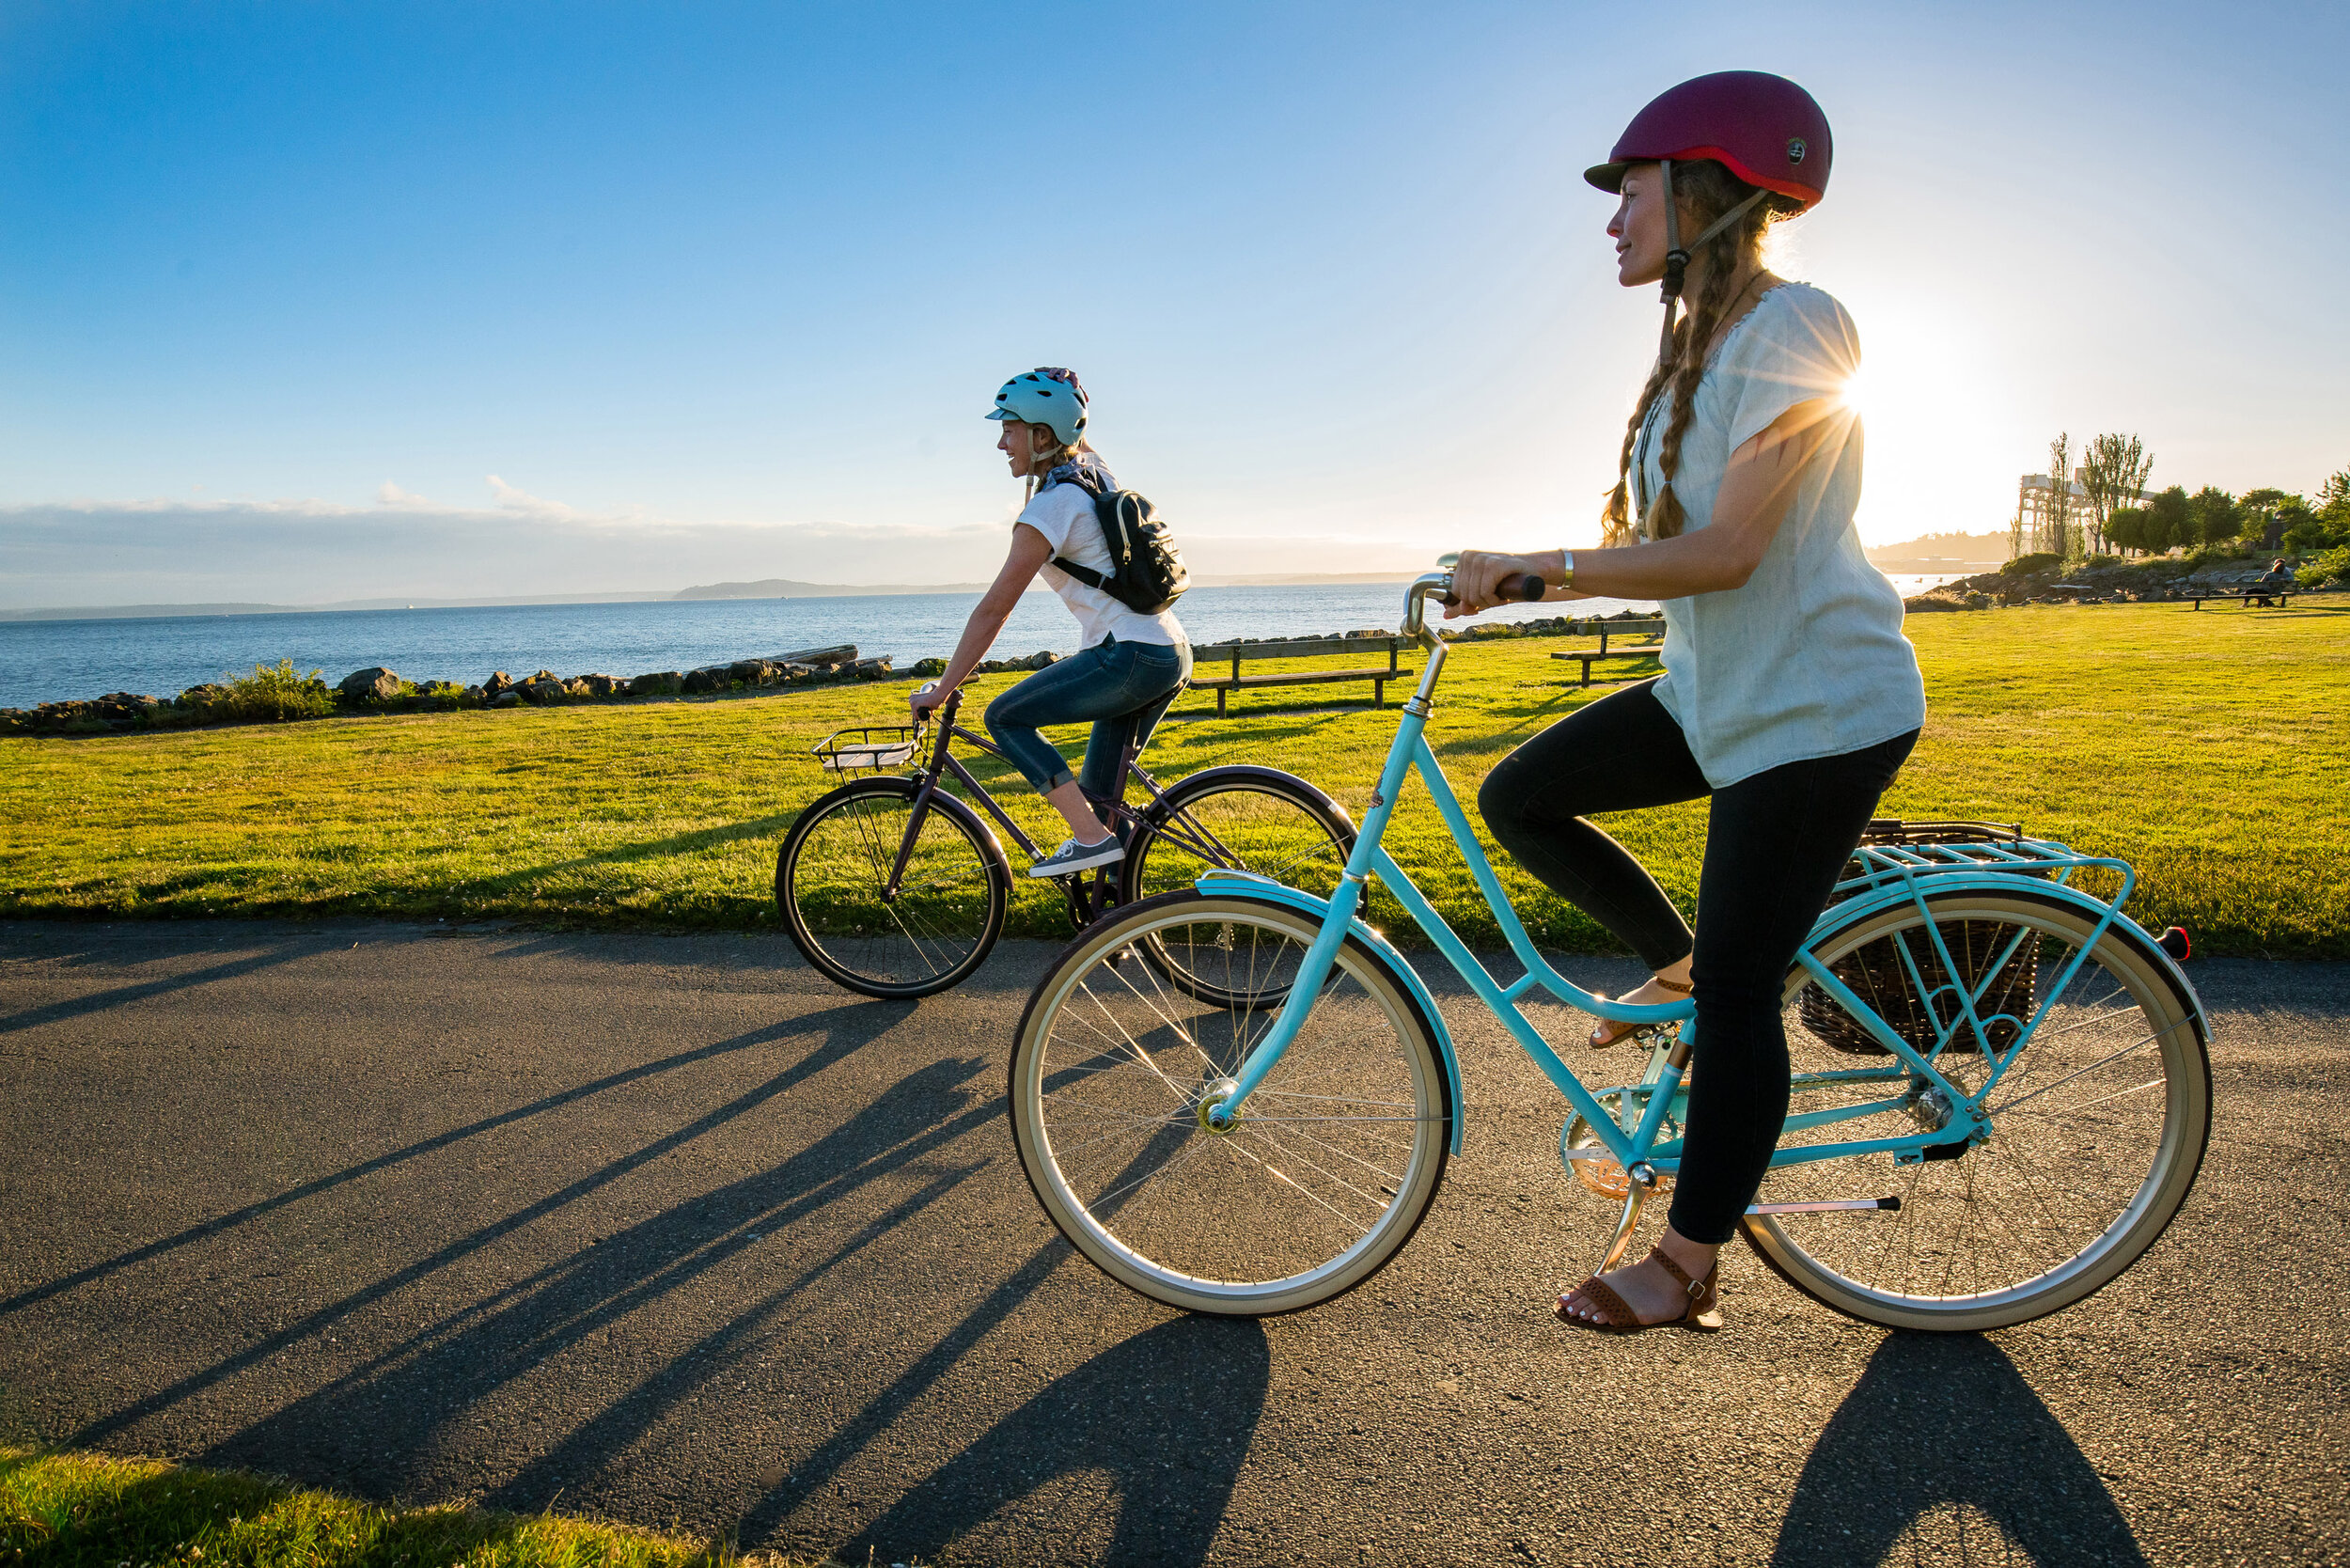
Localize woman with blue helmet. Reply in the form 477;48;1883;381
908;368;1192;877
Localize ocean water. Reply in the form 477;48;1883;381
0;575;1966;710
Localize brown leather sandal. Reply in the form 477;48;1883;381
1588;976;1692;1049
1554;1245;1726;1334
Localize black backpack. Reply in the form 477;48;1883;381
1047;469;1190;615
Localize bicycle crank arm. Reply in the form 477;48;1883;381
1745;1197;1904;1215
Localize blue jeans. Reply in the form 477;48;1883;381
984;635;1192;805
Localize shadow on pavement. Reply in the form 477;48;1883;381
748;1121;1253;1563
0;1008;867;1318
0;931;331;1039
1773;1333;2147;1566
180;1048;988;1497
839;1316;1268;1568
64;998;908;1456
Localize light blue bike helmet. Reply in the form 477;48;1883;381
985;368;1089;447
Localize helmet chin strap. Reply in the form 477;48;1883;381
1655;157;1771;366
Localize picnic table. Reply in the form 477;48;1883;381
1187;635;1414;716
1548;618;1667;687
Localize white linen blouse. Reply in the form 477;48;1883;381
1631;281;1927;788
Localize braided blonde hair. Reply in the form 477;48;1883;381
1602;163;1803;543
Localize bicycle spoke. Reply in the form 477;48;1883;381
784;783;998;993
1757;896;2204;1326
1016;897;1443;1309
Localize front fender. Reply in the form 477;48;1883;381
1813;870;2207;1043
1196;871;1465;1153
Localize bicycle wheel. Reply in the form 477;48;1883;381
1009;890;1450;1315
1122;767;1354;1007
776;776;1009;998
1744;887;2210;1332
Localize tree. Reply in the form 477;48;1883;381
2238;487;2295;549
2079;434;2154;555
2318;468;2350;522
2105;505;2150;555
2144;486;2192;554
2189;485;2242;546
2276;500;2330;552
2047;432;2076;559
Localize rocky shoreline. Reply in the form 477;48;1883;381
5;642;880;737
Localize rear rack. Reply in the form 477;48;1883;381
812;724;922;774
1833;819;2135;910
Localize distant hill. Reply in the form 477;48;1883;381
1866;531;2011;571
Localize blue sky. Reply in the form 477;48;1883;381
3;0;2344;606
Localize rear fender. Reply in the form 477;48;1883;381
1813;871;2208;1044
1196;871;1465;1153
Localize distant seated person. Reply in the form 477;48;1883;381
2250;557;2295;607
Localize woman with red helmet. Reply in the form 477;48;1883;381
1447;71;1927;1333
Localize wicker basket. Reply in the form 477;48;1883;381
1802;821;2038;1058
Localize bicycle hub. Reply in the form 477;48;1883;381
1197;1077;1242;1135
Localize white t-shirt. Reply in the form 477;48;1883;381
1017;481;1186;650
1632;281;1926;788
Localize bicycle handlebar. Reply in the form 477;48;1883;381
1401;569;1546;642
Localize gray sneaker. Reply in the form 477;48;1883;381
1029;836;1124;879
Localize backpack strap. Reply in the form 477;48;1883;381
1045;470;1130;589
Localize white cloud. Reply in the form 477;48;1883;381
377;480;432;506
485;474;578;518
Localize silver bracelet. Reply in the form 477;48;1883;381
1559;549;1576;589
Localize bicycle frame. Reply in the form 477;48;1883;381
883;687;1282;924
1205;572;2182;1187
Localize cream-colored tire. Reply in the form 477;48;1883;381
1743;888;2210;1332
1009;891;1450;1316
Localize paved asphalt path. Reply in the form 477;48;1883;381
1;918;2343;1567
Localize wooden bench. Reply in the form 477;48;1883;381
1548;618;1667;686
1186;635;1413;716
2185;591;2293;609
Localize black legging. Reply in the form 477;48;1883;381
1478;678;1918;1244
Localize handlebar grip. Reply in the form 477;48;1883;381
1437;572;1547;607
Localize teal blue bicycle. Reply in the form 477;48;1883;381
1008;568;2211;1331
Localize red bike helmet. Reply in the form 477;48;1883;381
1588;71;1833;362
1585;71;1832;209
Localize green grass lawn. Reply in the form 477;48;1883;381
3;601;2344;956
0;1447;803;1568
